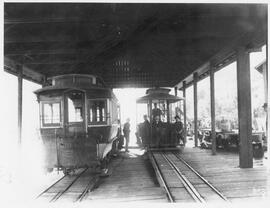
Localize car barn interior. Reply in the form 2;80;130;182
1;2;269;204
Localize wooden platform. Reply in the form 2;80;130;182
176;147;270;202
35;147;269;203
84;149;168;202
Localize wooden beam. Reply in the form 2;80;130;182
236;47;253;168
4;36;81;44
193;73;198;147
4;17;86;24
174;27;267;89
176;62;210;89
24;60;88;65
266;42;269;166
17;65;23;145
11;54;107;66
210;65;216;155
5;48;92;56
4;33;232;44
4;12;122;26
149;99;153;142
4;57;44;84
183;81;187;144
174;87;178;96
166;100;170;123
261;62;268;104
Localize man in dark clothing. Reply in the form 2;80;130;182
116;119;124;150
123;118;131;152
174;115;184;145
140;115;151;147
152;103;162;119
152;115;163;146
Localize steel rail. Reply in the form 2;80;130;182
76;175;100;202
77;156;125;202
173;152;228;201
36;174;67;198
162;153;205;203
150;151;175;202
50;167;89;202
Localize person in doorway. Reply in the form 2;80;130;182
174;115;184;145
152;103;162;119
141;115;151;148
152;115;163;147
123;118;131;152
117;119;124;150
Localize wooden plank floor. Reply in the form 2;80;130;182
84;149;168;202
176;147;270;202
35;147;269;203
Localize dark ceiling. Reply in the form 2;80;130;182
4;3;267;88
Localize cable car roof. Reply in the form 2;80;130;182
34;85;107;94
136;93;184;104
34;85;117;101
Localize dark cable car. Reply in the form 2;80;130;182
136;88;185;149
35;74;121;174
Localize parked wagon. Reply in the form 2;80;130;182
200;129;265;158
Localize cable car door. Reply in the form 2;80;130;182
64;90;86;134
58;90;86;168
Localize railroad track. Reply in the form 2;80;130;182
37;168;100;202
150;151;229;203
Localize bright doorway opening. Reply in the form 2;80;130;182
113;88;147;147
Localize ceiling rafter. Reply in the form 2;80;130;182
4;3;267;88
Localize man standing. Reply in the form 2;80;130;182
123;118;131;152
174;115;184;145
152;103;162;119
152;115;163;147
141;115;151;147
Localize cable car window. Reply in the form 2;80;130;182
75;76;93;86
67;92;83;123
88;100;107;124
42;102;61;126
152;100;168;122
169;101;182;123
54;77;73;86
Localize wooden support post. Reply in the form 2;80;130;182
17;65;23;145
149;100;153;143
149;100;153;123
266;44;269;162
262;63;268;104
210;65;216;155
236;47;253;168
183;81;187;144
174;87;178;96
262;63;268;147
166;100;170;123
193;73;198;147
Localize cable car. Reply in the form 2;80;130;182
35;74;121;174
136;88;185;149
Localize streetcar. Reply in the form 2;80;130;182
35;74;121;174
136;88;185;149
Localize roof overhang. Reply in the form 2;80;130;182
4;3;267;88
